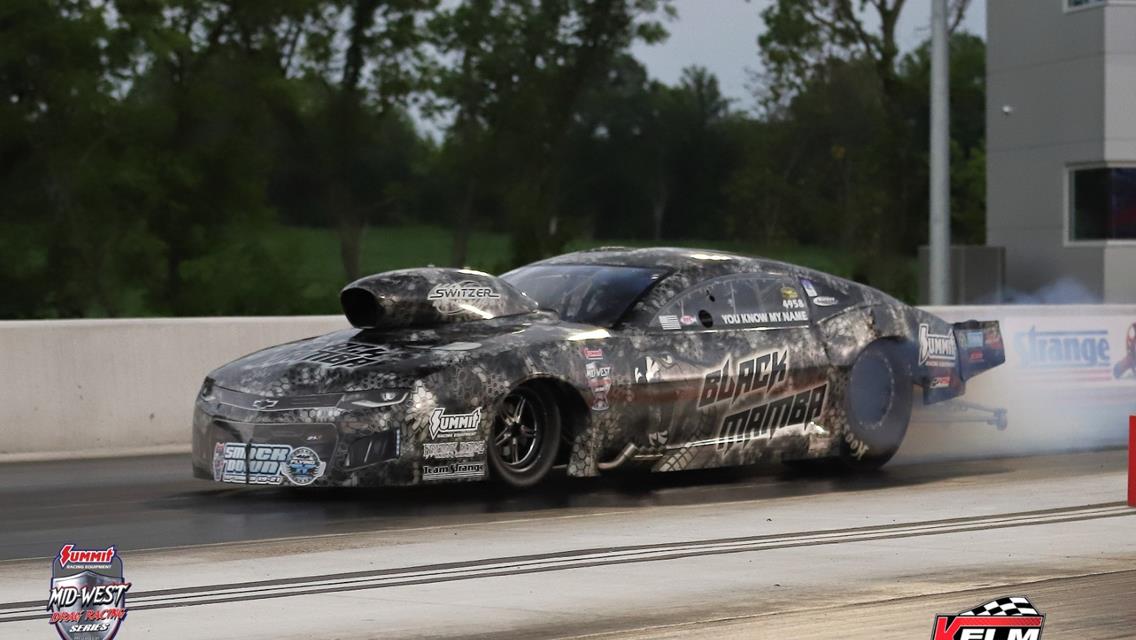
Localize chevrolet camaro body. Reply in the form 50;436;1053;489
191;248;1005;488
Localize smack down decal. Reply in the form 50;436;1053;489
48;545;130;640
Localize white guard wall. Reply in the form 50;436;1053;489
0;308;1133;462
0;316;347;461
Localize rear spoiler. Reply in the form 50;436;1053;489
952;320;1006;381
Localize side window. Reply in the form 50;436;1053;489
652;275;809;332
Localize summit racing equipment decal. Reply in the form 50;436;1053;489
48;545;130;640
930;596;1045;640
303;341;392;368
919;323;958;367
428;407;482;439
428;280;500;315
213;443;328;485
698;350;789;409
713;384;827;450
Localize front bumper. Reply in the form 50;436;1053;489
191;398;412;487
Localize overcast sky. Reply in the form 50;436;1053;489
631;0;987;111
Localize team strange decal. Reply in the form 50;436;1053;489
213;443;328;486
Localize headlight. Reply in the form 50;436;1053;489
336;389;410;410
199;378;216;401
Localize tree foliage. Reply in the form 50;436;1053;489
0;0;984;317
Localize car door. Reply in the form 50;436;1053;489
628;273;832;470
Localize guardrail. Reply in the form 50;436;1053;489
0;316;347;461
0;305;1133;462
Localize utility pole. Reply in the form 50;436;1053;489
929;0;951;305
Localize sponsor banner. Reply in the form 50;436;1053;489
213;442;328;486
422;461;486;481
48;545;131;640
428;407;483;439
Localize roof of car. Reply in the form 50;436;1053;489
532;246;792;275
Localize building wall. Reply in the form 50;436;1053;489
987;0;1136;302
986;0;1107;299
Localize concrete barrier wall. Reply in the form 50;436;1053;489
1;305;1133;462
0;316;346;460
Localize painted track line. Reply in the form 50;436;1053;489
2;502;1130;622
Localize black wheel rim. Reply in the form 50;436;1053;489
492;389;544;473
849;352;895;432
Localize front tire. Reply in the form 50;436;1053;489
840;340;913;471
488;384;561;488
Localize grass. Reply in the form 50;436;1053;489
246;224;914;313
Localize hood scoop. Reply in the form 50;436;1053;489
340;268;537;330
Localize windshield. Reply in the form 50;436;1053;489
500;264;668;327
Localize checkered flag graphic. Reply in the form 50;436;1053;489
959;596;1040;617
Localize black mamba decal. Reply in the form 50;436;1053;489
698;350;789;409
715;384;827;450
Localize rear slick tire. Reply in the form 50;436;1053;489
839;340;913;471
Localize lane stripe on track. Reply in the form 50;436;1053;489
1;502;1130;622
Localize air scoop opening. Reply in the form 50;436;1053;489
339;267;538;330
341;287;383;329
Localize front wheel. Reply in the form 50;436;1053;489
487;384;561;488
839;340;913;471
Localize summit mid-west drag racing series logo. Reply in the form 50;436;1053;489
930;596;1045;640
47;545;130;640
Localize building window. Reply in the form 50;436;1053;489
1070;167;1136;241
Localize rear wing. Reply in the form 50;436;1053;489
920;319;1005;405
952;320;1005;381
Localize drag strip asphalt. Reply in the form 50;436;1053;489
0;448;1122;562
0;448;1130;639
0;500;1131;622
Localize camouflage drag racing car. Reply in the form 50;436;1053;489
192;247;1005;488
